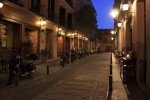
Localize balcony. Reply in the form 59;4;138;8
30;0;41;14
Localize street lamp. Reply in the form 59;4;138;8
85;37;88;41
73;32;78;37
117;21;122;28
110;10;118;19
122;1;129;11
0;2;4;8
37;19;46;26
111;30;115;35
0;2;4;22
57;27;62;35
111;37;114;41
37;19;47;36
58;27;62;32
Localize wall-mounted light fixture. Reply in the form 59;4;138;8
126;54;129;58
37;19;47;35
57;27;62;36
110;9;119;19
58;27;62;32
111;30;116;35
0;2;4;8
120;0;135;20
66;33;71;37
117;21;122;28
73;32;78;37
41;20;46;25
37;19;46;26
111;37;114;40
85;37;88;41
82;36;85;40
79;35;82;39
0;2;4;21
66;33;74;38
57;27;65;36
122;1;129;11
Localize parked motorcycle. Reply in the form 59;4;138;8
19;59;36;78
71;50;75;63
60;53;67;68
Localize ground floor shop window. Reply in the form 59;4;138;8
0;24;7;47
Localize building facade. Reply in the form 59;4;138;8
113;0;150;99
0;0;91;60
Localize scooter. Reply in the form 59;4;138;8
60;54;67;68
71;50;75;63
19;58;36;79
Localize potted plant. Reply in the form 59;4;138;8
40;48;49;62
22;37;33;58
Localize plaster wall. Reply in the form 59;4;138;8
146;0;150;99
118;29;122;51
135;2;144;83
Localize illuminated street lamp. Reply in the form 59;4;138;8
122;1;129;11
111;37;114;40
110;10;118;19
117;21;122;28
111;30;115;35
0;2;4;8
37;20;46;25
58;27;62;32
0;2;4;22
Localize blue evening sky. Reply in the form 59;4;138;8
92;0;114;29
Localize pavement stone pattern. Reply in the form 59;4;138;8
111;53;147;100
32;53;110;100
0;53;110;100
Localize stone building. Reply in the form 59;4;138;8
0;0;92;61
113;0;150;99
97;29;115;52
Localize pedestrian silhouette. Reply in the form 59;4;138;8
7;54;20;87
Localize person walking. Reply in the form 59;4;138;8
7;54;20;87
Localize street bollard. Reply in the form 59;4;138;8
110;52;112;75
110;64;112;75
47;65;49;74
110;52;112;65
109;75;112;91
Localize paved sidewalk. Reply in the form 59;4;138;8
0;60;62;89
111;53;147;100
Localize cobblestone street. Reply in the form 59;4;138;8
0;53;110;100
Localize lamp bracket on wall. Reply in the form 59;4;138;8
40;29;46;35
123;12;134;20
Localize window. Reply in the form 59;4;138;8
67;13;72;29
31;0;41;13
59;6;66;26
48;0;55;21
0;24;7;47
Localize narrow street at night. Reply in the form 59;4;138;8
0;53;110;100
0;0;150;99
